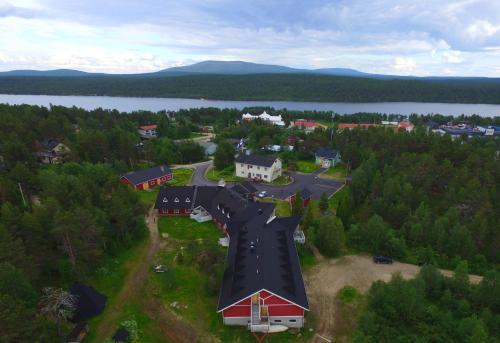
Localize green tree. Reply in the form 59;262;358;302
314;215;345;257
214;140;235;170
319;192;329;213
291;191;304;216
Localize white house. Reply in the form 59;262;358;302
235;154;282;182
138;124;158;139
241;111;285;127
315;148;341;168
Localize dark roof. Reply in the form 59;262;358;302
155;185;195;210
122;164;172;185
43;138;62;150
66;322;88;342
301;188;312;199
210;188;252;228
70;283;107;322
315;147;339;159
240;181;258;193
218;212;308;311
112;328;129;342
235;154;278;167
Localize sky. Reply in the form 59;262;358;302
0;0;500;76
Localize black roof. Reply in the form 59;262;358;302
70;283;107;322
235;154;278;167
43;138;62;151
315;147;339;159
240;181;258;193
155;185;195;210
301;188;312;199
218;212;308;311
112;328;129;342
122;164;171;185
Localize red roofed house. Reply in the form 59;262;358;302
291;120;322;134
120;164;172;190
398;120;414;132
337;123;380;131
138;124;158;139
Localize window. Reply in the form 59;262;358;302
174;209;179;214
265;167;268;171
257;166;260;170
241;164;244;167
289;319;297;323
174;197;179;203
163;197;168;203
274;319;282;323
161;176;166;181
185;197;191;202
264;175;268;179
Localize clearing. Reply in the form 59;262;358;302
305;254;483;343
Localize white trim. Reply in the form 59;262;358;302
217;288;309;313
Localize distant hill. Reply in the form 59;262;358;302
0;69;97;77
156;60;306;75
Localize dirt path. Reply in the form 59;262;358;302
91;208;162;341
306;255;483;343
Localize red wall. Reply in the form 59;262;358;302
121;173;173;190
158;208;191;216
223;291;304;318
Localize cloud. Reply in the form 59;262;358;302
0;0;499;76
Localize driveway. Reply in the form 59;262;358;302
188;161;343;200
253;170;343;200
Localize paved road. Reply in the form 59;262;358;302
188;161;343;200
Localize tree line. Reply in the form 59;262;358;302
1;73;500;103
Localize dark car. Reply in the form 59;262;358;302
373;256;393;264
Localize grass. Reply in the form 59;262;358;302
322;163;347;181
258;198;292;217
338;286;362;305
169;168;194;186
206;166;244;182
328;185;348;211
158;216;223;241
271;175;293;185
295;160;320;173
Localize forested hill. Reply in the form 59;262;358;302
1;74;500;103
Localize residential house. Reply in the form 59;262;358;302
35;138;70;164
291;120;322;134
242;111;286;127
138;124;158;139
120;164;172;190
154;184;309;332
287;188;312;208
235;154;282;182
315;148;341;168
70;283;107;323
337;123;379;131
398;120;414;132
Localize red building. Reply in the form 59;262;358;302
120;164;172;190
286;188;312;208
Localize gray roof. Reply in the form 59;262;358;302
235;154;278;167
315;147;339;159
121;164;172;185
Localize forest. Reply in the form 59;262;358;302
1;73;500;103
0;103;498;341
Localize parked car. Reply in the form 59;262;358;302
258;191;267;198
153;264;168;273
373;256;393;264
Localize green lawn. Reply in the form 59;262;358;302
169;168;194;186
158;216;223;241
322;163;346;181
295;160;320;173
258;198;292;217
328;185;348;211
206;166;244;182
271;175;293;185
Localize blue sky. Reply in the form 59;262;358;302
1;0;499;76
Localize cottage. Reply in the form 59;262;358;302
287;188;312;208
120;164;172;190
291;120;322;134
154;184;309;332
35;138;70;164
235;154;282;182
315;148;341;168
398;120;414;132
138;124;157;139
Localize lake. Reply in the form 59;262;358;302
1;94;500;117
